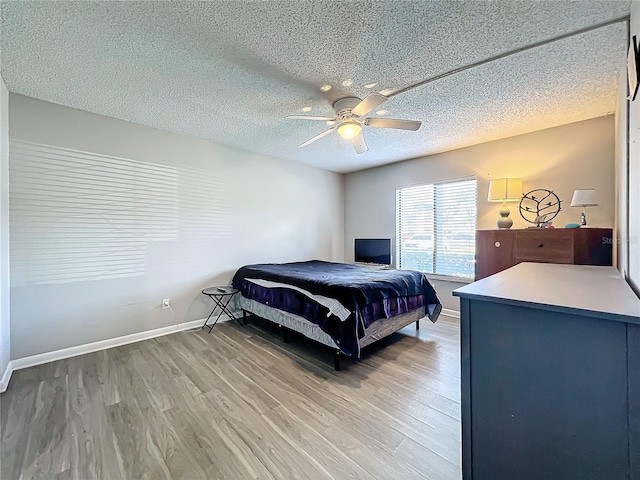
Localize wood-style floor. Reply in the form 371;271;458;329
0;314;461;480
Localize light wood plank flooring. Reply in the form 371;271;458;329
1;314;461;480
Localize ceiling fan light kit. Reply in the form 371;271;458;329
286;93;421;154
337;121;361;139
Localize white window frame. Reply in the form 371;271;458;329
396;176;477;282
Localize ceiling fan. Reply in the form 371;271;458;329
286;93;421;154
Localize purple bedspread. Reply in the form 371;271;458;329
231;260;441;355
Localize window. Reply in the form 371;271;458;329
396;177;477;280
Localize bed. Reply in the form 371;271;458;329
231;260;442;370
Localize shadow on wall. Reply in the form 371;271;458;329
10;139;231;288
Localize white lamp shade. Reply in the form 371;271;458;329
570;189;598;207
488;178;523;202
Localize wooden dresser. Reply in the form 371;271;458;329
476;227;613;280
454;263;640;480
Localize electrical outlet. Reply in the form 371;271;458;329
162;298;171;310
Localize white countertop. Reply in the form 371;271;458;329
453;263;640;324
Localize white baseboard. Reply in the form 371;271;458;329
0;361;13;393
440;308;460;319
5;312;238;387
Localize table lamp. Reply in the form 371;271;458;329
570;189;598;225
488;178;523;229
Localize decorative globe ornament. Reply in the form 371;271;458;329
519;189;562;228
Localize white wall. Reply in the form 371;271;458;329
9;94;344;359
628;1;640;294
0;77;10;387
345;116;615;311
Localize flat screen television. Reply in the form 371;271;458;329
354;238;392;265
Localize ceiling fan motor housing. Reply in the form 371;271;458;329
333;97;361;118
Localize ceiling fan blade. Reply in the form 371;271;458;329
352;132;368;154
286;115;337;121
298;128;335;148
351;93;388;117
364;117;421;131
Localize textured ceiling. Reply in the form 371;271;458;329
0;1;631;173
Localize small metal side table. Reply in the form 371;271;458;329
201;286;241;332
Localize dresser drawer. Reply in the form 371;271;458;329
515;230;573;263
476;230;515;279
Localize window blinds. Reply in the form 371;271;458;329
396;177;477;280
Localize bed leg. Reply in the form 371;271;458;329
416;319;420;330
334;351;341;371
280;325;290;343
242;310;248;326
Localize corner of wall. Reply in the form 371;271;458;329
0;76;10;390
0;360;13;393
627;1;640;293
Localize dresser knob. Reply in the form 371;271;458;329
495;241;501;247
538;243;544;248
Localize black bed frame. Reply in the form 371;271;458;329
241;309;419;371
